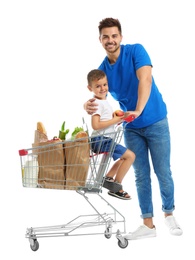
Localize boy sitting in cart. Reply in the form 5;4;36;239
86;69;135;200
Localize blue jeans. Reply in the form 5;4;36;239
124;117;175;219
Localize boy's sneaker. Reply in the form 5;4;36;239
124;225;156;240
165;216;183;236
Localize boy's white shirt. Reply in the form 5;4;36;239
91;98;115;136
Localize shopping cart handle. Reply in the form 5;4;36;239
19;149;28;156
124;115;135;122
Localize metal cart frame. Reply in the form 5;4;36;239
19;126;129;250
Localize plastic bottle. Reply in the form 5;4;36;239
23;155;39;188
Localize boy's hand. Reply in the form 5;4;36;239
113;111;125;124
114;110;125;117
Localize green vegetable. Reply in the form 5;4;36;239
58;121;69;140
71;126;84;140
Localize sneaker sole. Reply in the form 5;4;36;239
124;233;156;240
169;229;183;236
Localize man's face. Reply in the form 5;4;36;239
99;26;122;54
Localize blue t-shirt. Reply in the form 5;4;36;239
98;44;167;128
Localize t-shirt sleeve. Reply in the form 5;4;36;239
92;100;103;116
133;44;152;70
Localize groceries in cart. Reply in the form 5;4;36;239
19;120;124;192
20;121;89;190
58;121;70;140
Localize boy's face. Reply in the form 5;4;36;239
87;76;108;100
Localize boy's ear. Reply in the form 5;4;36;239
87;85;92;91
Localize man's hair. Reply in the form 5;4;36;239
87;69;106;85
98;18;122;35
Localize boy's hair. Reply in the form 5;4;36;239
87;69;106;85
98;17;122;35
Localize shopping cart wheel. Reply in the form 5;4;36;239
118;239;128;249
104;228;112;239
30;239;39;251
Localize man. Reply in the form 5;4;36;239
84;17;183;239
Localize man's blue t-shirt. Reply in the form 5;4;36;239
98;44;167;128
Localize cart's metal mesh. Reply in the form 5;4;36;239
19;127;123;192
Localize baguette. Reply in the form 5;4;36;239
37;122;47;135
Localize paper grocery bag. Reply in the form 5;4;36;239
34;129;48;143
64;138;90;190
32;138;65;189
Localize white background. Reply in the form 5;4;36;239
1;0;194;259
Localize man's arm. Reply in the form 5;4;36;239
83;98;99;115
135;65;152;116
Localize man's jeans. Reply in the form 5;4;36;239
124;117;175;218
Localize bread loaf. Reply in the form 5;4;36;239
37;122;47;135
75;131;88;141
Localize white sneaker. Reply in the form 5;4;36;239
124;225;156;240
165;216;183;236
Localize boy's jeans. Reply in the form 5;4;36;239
124;117;175;218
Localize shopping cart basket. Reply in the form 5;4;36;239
19;126;130;250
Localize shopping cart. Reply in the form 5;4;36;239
19;123;133;251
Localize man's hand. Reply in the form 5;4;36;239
83;98;98;115
124;110;141;119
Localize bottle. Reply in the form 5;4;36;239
23;155;39;188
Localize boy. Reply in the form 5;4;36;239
87;69;135;200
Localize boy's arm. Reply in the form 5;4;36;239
91;113;124;130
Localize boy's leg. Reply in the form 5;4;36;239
106;149;135;199
114;149;135;183
106;159;123;179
